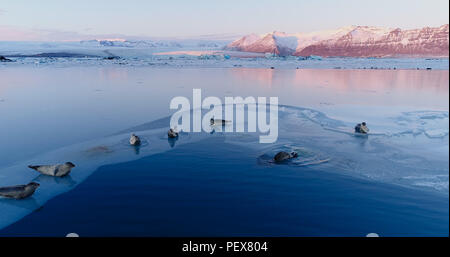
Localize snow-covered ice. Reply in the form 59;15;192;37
1;41;448;69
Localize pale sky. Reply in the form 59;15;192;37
0;0;448;41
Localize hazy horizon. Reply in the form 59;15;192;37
0;0;449;41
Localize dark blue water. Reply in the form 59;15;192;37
1;136;447;237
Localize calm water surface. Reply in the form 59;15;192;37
0;67;448;236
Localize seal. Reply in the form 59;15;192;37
210;117;231;126
28;162;76;177
274;151;298;162
168;128;179;138
0;182;40;199
129;133;141;146
0;56;13;62
355;122;369;134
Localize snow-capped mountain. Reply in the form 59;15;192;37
226;32;298;55
226;24;449;57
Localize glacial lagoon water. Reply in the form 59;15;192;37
0;67;448;236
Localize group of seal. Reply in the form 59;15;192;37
1;121;369;199
130;124;299;164
129;127;179;147
0;128;173;200
272;121;370;163
130;118;230;151
0;162;76;199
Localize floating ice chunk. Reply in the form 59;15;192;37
198;54;223;60
393;110;449;138
402;175;449;191
306;55;323;60
265;52;278;58
424;129;449;138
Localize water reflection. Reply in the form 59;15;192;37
228;68;276;88
98;68;129;81
229;68;449;92
0;197;40;211
133;145;141;155
228;68;449;108
33;174;77;187
0;67;448;168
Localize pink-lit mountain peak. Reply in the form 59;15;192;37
226;24;449;57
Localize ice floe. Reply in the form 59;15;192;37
0;105;448;231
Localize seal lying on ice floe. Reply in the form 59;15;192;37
28;162;76;177
274;151;298;162
0;56;13;62
129;133;141;146
0;182;40;199
210;117;231;126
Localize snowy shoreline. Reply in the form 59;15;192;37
1;55;449;70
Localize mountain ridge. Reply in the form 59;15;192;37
225;24;449;57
